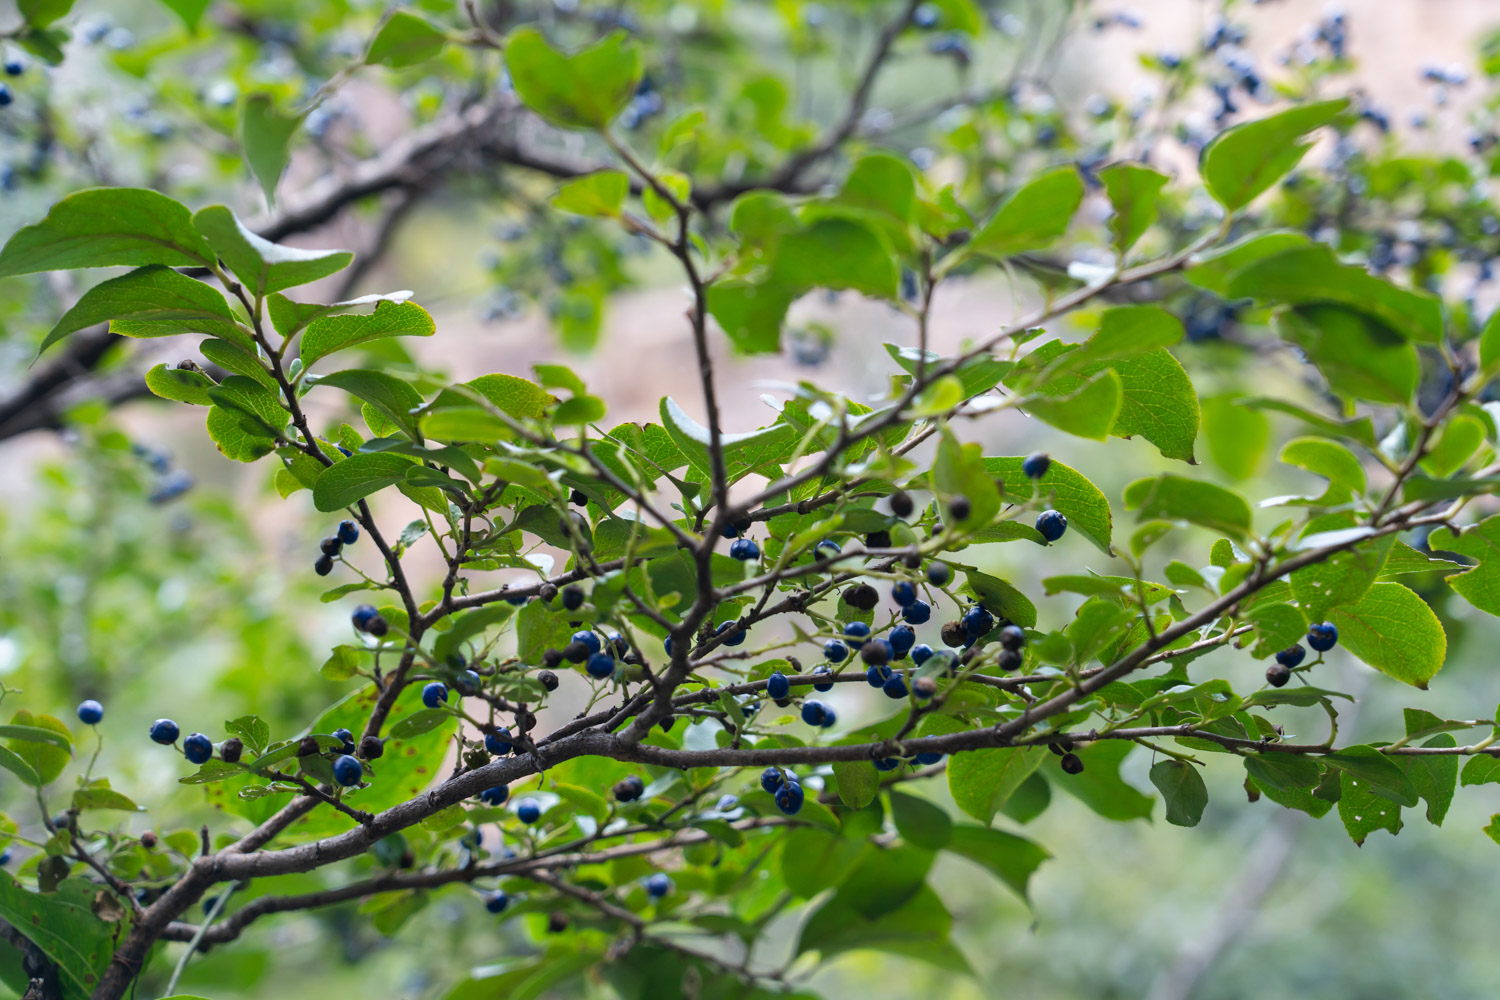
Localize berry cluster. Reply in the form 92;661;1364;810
1266;622;1339;687
315;520;360;577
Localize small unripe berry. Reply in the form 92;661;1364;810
563;641;591;664
1059;752;1085;775
998;648;1024;672
140;831;158;849
220;737;243;764
338;520;360;545
422;682;449;708
149;719;179;745
561;585;585;610
614;774;645;801
537;669;559;691
183;733;213;765
320;536;342;556
77;700;103;725
845;583;879;610
890;491;915;518
542;648;564;668
332;754;362;787
298;735;321;757
538;583;558;602
940;620;967;647
570;489;588;507
547;912;570;933
358;735;385;760
1265;662;1292;687
999;625;1026;650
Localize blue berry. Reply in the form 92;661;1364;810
717;794;740;811
812;665;835;691
814;539;842;560
865;663;893;687
149;719;179;745
1307;621;1339;652
842;622;871;647
1021;452;1051;478
766;671;790;700
914;751;944;765
761;767;786;793
333;728;356;754
485;729;513;756
729;537;760;561
742;699;761;715
3;59;24;76
717;621;746;646
823;639;849;663
962;606;994;637
913;3;940;28
516;799;542;824
77;700;103;725
183;733;213;765
902;600;932;625
422;682;449;708
454;669;482;695
645;872;672;898
911;644;934;665
663;635;674;655
861;638;893;666
586;652;616;679
800;700;828;726
883;673;909;699
774;780;804;815
479;784;509;806
337;519;360;545
506;595;529;607
1276;644;1307;668
0;85;11;108
332;754;362;787
484;890;510;913
891;581;917;607
614;774;645;801
1036;509;1068;542
572;630;602;655
352;604;387;636
873;757;902;771
720;521;742;538
0;847;10;865
819;704;837;728
889;625;916;656
999;625;1026;649
562;585;585;611
926;561;951;586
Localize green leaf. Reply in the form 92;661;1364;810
1201;99;1348;210
1420;413;1485;479
1274;305;1419;405
888;791;952;850
933;428;1000;530
1337;768;1402;846
36;265;249;358
962;571;1038;628
17;0;74;28
1123;474;1252;539
830;759;880;810
299;301;435;370
1328;582;1446;689
987;456;1113;555
1043;740;1154;821
1427;517;1500;617
1186;230;1311;296
659;397;796;482
72;787;139;812
1480;306;1500;376
0;747;39;787
193;205;352;297
1399;734;1457;826
433;605;516;662
1279;436;1367;494
944;825;1050;904
1100;162;1169;254
1236;395;1376;447
706;279;796;354
1229;243;1442;345
1242;753;1322;791
313;369;425;440
1323;745;1419;807
240;94;304;205
365;8;449;67
6;712;70;787
551;170;630;217
1289;514;1393;619
504;27;642;129
321;645;362;682
771;218;900;300
969;166;1085;260
1200;395;1270;480
885;344;1009;400
389;709;450;739
1148;760;1208;827
1022;369;1122;440
312;453;414;512
145;364;216;406
0;187;214;277
947;746;1044;824
157;0;211;30
0;873;118;997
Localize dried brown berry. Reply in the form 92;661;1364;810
1060;752;1085;775
220;737;243;764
